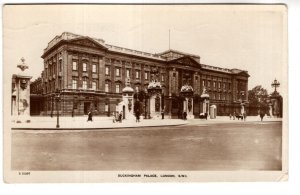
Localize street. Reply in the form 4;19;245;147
11;121;282;171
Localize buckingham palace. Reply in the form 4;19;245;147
30;32;249;118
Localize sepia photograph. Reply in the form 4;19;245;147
3;4;288;182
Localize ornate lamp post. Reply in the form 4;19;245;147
55;89;61;128
270;79;282;117
271;78;280;93
50;95;54;117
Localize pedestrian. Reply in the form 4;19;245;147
119;111;123;123
243;111;247;121
112;112;116;123
260;112;264;121
161;109;164;120
233;112;236;120
183;111;187;120
87;111;93;122
136;110;140;122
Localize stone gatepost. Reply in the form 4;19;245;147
118;77;135;120
148;93;161;119
180;84;194;119
201;87;210;115
147;68;162;119
184;97;194;119
12;58;32;123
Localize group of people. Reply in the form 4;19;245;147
112;111;123;123
229;111;247;121
229;111;266;121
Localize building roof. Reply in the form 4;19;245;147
43;32;248;76
157;49;200;59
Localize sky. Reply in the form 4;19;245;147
3;4;287;94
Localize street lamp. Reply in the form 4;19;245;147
271;78;280;93
51;95;54;117
55;89;61;128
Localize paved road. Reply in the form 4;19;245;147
11;121;282;171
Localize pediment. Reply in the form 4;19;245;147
68;37;108;50
170;56;200;68
237;71;250;77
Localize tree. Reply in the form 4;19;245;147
248;85;269;114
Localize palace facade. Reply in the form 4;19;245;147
30;32;249;118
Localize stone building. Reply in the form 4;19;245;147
30;32;249;117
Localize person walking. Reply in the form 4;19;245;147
87;111;93;122
260;111;264;121
243;111;247;121
119;111;123;123
183;111;187;120
136;110;140;123
112;112;116;123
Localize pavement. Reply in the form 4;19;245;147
11;115;282;130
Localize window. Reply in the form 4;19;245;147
136;70;140;79
116;84;120;93
218;82;221;88
161;74;164;82
145;72;148;80
213;81;216;88
72;79;77;89
223;83;226;89
59;60;62;72
92;81;97;90
218;93;221;100
82;80;87;89
72;61;77;71
105;83;109;92
83;62;87;72
92;64;97;73
116;68;120;76
105;103;108;112
135;86;139;92
208;81;211;87
126;69;130;78
202;80;205;87
105;66;110;75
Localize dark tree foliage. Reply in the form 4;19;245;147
134;100;144;114
248;85;269;113
133;91;146;102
